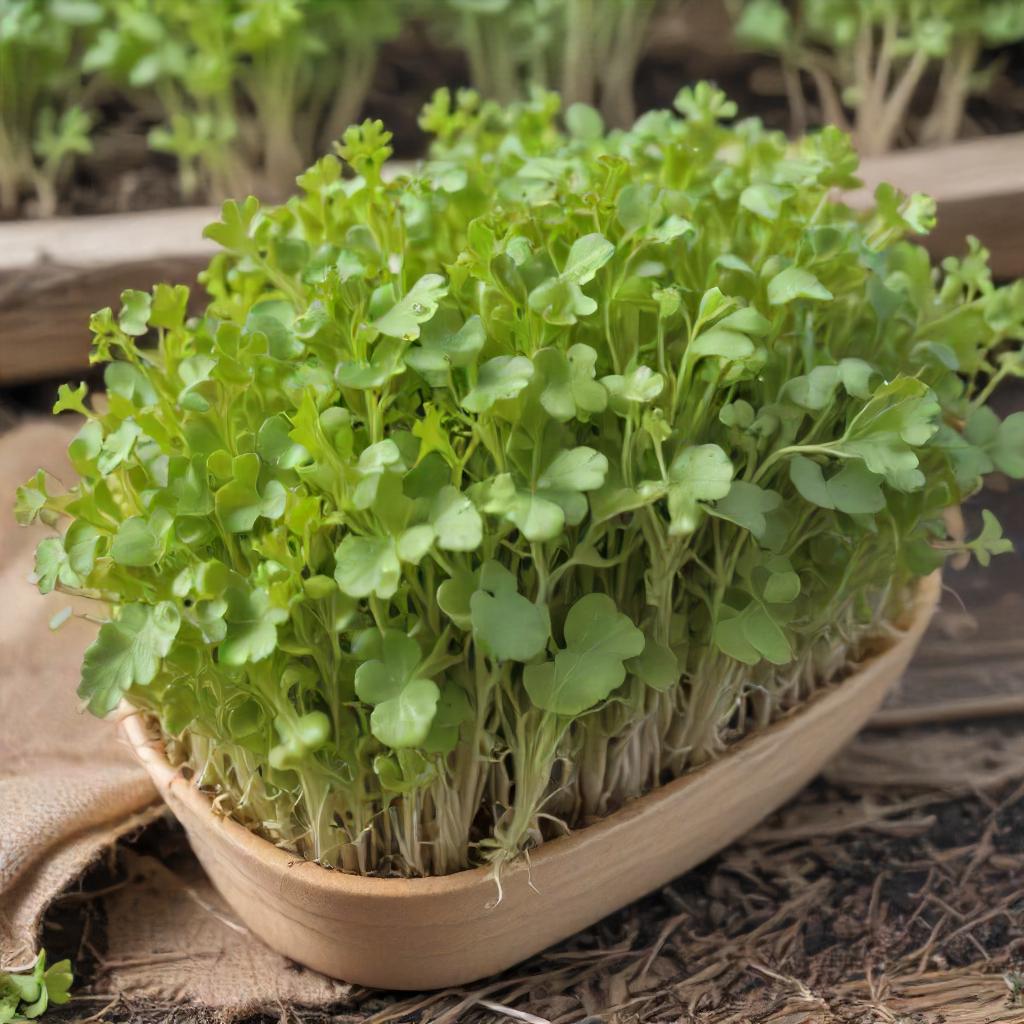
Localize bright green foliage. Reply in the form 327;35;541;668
21;87;1022;876
0;951;73;1023
732;0;1024;153
0;0;100;216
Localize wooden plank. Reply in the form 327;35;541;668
0;207;217;386
852;132;1024;279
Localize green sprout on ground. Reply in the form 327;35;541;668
432;0;658;127
0;0;101;216
732;0;1024;152
18;86;1024;878
83;0;404;202
0;952;73;1023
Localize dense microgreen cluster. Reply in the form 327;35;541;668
733;0;1024;153
0;0;100;216
0;952;73;1023
431;0;656;127
20;86;1023;876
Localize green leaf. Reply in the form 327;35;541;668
524;593;644;715
0;951;72;1023
790;456;885;514
742;604;792;664
431;486;483;551
707;481;781;538
565;102;604;140
602;366;665;409
269;711;331;770
838;378;940;488
626;637;679;691
111;516;161;567
763;569;800;604
34;537;80;594
528;277;597;325
689;328;755;362
537;345;608;422
16;469;53;526
767;267;833;305
203;196;260;254
372;274;448;340
118;289;152;336
423;682;472;754
79;602;180;715
785;366;840;410
536;447;608;492
965;408;1024;478
666;444;734;535
735;0;792;49
470;561;550;662
334;535;401;599
368;679;440;749
220;586;288;665
397;524;434;563
53;381;90;416
406;315;485;380
64;520;101;575
150;283;190;329
336;338;406;389
715;603;790;665
826;461;886;514
462;356;534;412
562;233;615;285
97;420;141;474
437;570;476;629
740;183;788;221
968;509;1013;567
215;454;287;533
354;631;439;749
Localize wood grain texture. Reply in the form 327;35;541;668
118;573;940;991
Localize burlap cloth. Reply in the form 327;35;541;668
0;419;352;1013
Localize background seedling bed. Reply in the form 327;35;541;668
3;9;1024;386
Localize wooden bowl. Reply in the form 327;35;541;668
119;573;940;990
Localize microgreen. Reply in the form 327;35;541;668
731;0;1024;153
0;951;73;1023
431;0;657;126
83;0;404;201
21;87;1022;877
0;0;100;215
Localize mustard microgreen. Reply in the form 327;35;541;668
732;0;1024;153
0;951;73;1023
20;87;1023;876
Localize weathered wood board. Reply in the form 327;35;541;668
0;207;216;385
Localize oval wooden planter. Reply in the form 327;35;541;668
119;572;940;990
